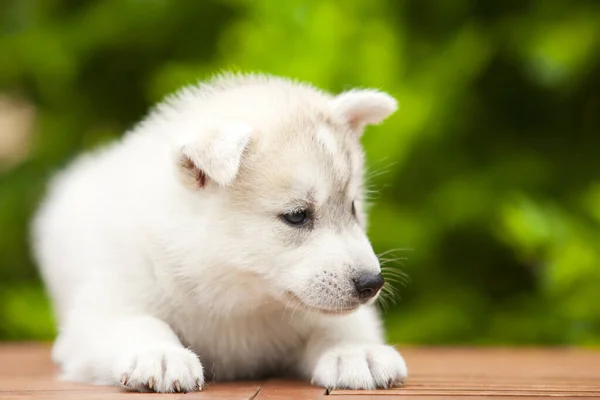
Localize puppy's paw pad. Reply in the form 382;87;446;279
311;344;406;390
115;345;204;393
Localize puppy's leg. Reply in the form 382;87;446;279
53;296;203;392
300;307;407;390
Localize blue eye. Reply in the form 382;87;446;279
281;210;309;226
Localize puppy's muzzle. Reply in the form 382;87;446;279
353;273;385;301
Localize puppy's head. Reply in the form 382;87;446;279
170;75;397;315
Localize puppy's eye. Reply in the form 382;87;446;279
281;210;309;226
351;201;357;217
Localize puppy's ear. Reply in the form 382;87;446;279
178;122;252;188
331;89;397;133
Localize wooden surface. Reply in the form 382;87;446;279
1;343;600;399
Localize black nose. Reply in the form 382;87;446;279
353;273;385;301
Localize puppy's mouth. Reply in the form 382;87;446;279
282;291;360;315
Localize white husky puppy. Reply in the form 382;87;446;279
31;73;407;393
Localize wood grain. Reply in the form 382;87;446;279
253;379;326;400
1;344;600;399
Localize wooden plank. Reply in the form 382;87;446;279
334;397;600;400
330;388;600;396
407;378;600;385
0;343;54;377
0;343;261;399
184;382;262;399
399;347;600;379
2;344;600;398
0;384;262;400
395;382;600;390
329;347;600;398
252;379;326;400
0;377;117;392
0;391;185;399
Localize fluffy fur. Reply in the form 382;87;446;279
31;73;407;393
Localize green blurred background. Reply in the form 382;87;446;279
1;0;600;345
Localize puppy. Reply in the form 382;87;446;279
31;73;407;393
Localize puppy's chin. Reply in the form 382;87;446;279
282;291;360;315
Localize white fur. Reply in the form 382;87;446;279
31;73;406;393
331;89;398;132
180;122;252;186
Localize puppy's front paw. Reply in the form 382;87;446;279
311;344;407;390
115;345;204;393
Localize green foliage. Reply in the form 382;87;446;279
1;0;599;344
